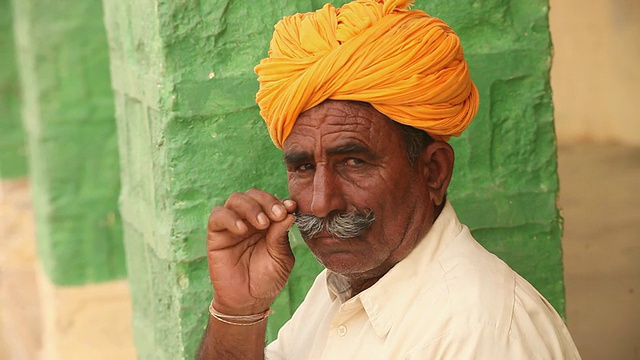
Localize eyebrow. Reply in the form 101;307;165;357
283;142;377;165
326;142;374;158
284;151;312;165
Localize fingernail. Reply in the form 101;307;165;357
235;220;247;232
272;204;286;218
257;212;269;226
283;199;295;208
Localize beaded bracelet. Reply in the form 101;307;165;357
209;300;274;326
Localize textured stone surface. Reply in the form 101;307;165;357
11;0;126;284
104;0;562;357
103;1;328;357
0;0;27;179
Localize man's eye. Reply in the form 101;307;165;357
296;164;314;172
344;158;364;166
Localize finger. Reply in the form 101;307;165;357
282;199;297;214
264;214;296;266
207;206;248;234
245;188;290;222
224;191;273;230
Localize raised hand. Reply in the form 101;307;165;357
206;188;297;315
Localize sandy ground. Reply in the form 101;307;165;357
559;144;640;360
0;179;40;360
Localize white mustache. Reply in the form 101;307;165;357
294;211;375;240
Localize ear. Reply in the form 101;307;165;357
418;141;454;207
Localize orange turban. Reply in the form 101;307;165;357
255;0;479;148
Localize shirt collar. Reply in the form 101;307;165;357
325;200;463;337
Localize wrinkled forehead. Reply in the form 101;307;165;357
282;100;404;161
285;100;389;144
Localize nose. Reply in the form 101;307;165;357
310;164;347;218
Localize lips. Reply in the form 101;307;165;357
306;231;339;244
307;231;360;250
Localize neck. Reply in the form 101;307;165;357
345;274;385;297
339;200;445;299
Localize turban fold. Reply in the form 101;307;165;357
255;0;479;148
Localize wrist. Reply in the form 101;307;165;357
211;298;272;317
209;299;273;326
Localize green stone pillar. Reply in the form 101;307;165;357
0;0;27;179
104;0;563;358
102;0;325;357
427;0;566;315
11;0;125;284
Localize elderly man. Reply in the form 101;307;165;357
198;0;581;359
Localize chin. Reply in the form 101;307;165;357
317;253;375;276
305;235;381;275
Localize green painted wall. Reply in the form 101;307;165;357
426;0;564;314
0;0;27;179
11;0;126;285
104;0;562;358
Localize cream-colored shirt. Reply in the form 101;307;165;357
265;202;581;359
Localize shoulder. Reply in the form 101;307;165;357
402;318;581;360
436;226;517;330
395;227;581;358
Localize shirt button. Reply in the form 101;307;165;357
337;324;347;337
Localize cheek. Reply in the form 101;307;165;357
366;176;421;225
287;177;311;207
350;172;398;201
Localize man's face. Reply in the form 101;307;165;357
284;100;435;282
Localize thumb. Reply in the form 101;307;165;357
265;214;295;266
